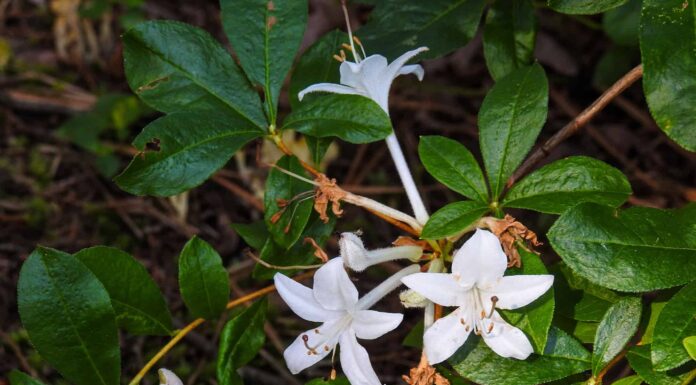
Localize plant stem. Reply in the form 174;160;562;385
356;264;420;310
128;272;313;385
343;191;422;232
385;133;430;225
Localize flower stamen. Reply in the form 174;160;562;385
488;296;499;318
352;35;367;59
302;335;318;355
340;0;360;62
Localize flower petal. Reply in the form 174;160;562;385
283;325;337;374
339;330;382;385
481;275;554;310
481;311;534;359
352;310;403;340
452;229;507;286
298;83;362;101
339;55;392;112
385;47;429;80
313;257;359;311
158;369;183;385
424;307;471;364
401;272;468;307
397;64;424;81
274;273;339;322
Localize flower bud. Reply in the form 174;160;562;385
339;232;423;272
400;289;428;308
158;369;183;385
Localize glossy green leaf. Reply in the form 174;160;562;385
123;20;265;129
114;112;262;196
500;248;555;353
548;203;696;292
573;321;600;344
552;263;616;322
592;297;642;376
284;94;392;144
479;63;548;199
17;247;120;385
217;299;268;385
402;320;424;348
652;282;696;371
603;0;641;46
221;0;307;122
231;220;269;250
264;155;314;248
451;327;591;385
75;246;172;335
504;156;632;214
684;336;696;361
421;201;489;240
178;236;230;320
359;0;486;60
548;0;628;14
640;0;696;152
627;345;694;385
289;29;345;110
254;212;335;280
419;136;489;202
483;0;536;80
9;371;47;385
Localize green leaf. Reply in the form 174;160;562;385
652;282;696;371
611;376;644;385
289;29;345;110
217;298;268;385
231;220;269;250
253;212;335;280
479;63;549;199
593;46;640;89
627;345;695;385
592;297;642;376
358;0;486;60
17;247;120;385
284;94;392;144
547;0;628;14
123;20;266;129
603;0;641;46
221;0;307;122
451;327;591;385
503;156;632;214
402;320;424;348
178;236;230;320
684;336;696;361
640;0;696;152
643;301;668;345
419;136;489;202
548;203;696;292
305;136;333;169
483;0;537;80
573;321;600;344
9;371;48;385
500;248;555;352
552;263;616;322
264;155;314;248
421;201;489;240
114;112;262;196
75;246;172;335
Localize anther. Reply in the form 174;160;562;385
302;334;318;355
332;54;344;63
488;296;499;318
341;43;353;52
480;310;486;319
340;50;347;61
460;318;466;325
314;329;320;334
487;323;494;333
324;345;330;352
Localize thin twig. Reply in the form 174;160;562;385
507;64;643;187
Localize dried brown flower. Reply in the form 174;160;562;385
402;354;450;385
313;174;347;223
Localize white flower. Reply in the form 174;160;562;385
274;258;418;385
158;369;182;385
298;47;429;114
402;229;554;363
339;232;422;272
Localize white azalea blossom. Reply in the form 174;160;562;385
298;46;429;115
339;232;423;272
158;369;183;385
402;229;554;364
274;257;419;385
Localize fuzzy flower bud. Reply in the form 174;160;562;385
339;232;423;272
